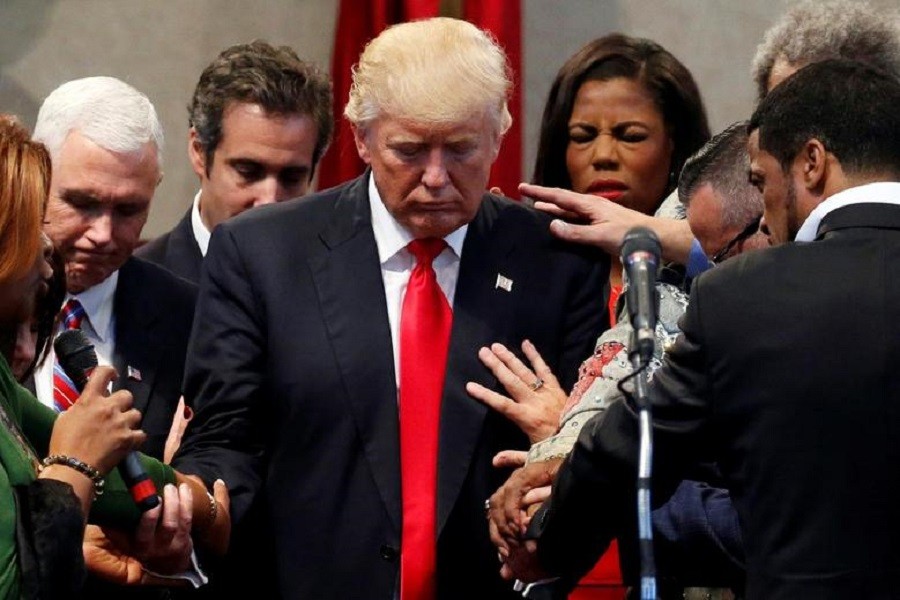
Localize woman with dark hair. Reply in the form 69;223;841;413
544;33;709;599
534;33;709;315
471;35;710;598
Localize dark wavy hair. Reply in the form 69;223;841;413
533;34;710;203
189;40;334;175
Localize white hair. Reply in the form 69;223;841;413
33;76;164;169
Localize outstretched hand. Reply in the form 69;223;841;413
467;340;567;443
520;183;694;264
520;183;654;256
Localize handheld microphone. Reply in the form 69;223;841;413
620;227;661;364
54;330;160;512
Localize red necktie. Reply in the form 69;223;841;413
399;238;453;600
52;299;86;412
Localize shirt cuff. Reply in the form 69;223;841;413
514;578;561;596
142;549;208;588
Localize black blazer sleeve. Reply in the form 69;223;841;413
172;224;266;520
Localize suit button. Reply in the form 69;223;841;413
380;544;398;562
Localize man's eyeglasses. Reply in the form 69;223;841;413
710;215;762;264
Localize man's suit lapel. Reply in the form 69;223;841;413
112;259;161;417
306;174;402;531
437;196;522;534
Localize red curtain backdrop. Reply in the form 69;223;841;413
317;0;440;190
318;0;523;199
464;0;523;199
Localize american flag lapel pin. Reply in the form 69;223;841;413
127;365;142;381
495;273;513;292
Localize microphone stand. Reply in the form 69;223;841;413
623;330;657;600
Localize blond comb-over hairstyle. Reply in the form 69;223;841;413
345;17;513;136
0;115;50;283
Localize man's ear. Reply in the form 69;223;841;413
798;138;828;193
352;125;372;164
188;128;208;179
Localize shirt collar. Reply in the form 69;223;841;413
191;190;211;256
367;173;467;264
795;182;900;242
68;269;118;343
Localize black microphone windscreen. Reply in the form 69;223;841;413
54;329;98;385
621;226;662;262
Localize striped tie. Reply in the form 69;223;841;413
52;299;87;412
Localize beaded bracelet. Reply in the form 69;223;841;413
40;454;105;499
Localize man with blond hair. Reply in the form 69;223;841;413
173;17;608;599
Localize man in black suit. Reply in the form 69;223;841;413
498;59;900;600
173;17;608;599
138;41;333;283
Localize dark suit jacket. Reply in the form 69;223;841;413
138;208;204;284
173;173;609;599
533;202;900;600
111;257;197;458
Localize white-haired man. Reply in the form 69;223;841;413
32;77;217;596
33;76;196;465
173;17;608;599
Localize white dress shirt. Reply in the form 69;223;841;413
368;176;468;388
795;181;900;242
190;190;212;257
35;271;119;408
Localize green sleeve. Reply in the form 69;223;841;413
14;383;177;528
90;455;176;528
15;384;55;457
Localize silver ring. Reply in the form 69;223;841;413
529;377;544;391
484;498;491;516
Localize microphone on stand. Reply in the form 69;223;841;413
54;330;160;512
620;227;661;364
619;226;662;600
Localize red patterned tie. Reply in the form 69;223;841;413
52;299;86;412
399;238;453;600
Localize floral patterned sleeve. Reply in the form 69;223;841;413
527;282;689;463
